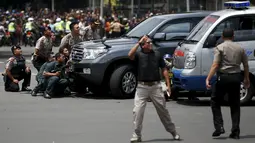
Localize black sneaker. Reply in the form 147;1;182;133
44;93;51;99
21;87;32;91
212;127;225;137
31;90;37;96
229;133;240;139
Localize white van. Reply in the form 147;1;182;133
172;1;255;105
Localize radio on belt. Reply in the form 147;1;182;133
224;1;250;9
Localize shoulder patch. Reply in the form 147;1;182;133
245;50;252;56
8;57;15;62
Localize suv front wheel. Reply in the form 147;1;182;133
110;65;137;98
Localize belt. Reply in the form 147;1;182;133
217;72;240;76
138;81;160;86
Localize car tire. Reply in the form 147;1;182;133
240;82;254;105
110;65;137;99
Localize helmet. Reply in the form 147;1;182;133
28;17;34;21
56;18;61;22
163;54;172;60
11;18;16;21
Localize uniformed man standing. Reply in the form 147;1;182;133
60;22;83;52
42;53;69;99
206;28;250;139
3;46;31;92
82;19;101;41
32;26;53;72
128;36;180;142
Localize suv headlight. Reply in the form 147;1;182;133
83;48;108;60
184;52;196;69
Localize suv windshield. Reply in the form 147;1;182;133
186;15;220;42
126;17;165;38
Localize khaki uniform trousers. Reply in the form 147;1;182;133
132;83;176;138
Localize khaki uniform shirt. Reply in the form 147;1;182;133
83;26;101;41
60;33;83;51
214;40;248;73
35;36;53;59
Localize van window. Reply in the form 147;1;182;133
235;16;255;41
186;15;219;42
211;15;255;43
158;22;191;33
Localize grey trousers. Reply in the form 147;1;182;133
132;83;177;138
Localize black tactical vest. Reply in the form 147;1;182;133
11;56;26;76
136;50;161;82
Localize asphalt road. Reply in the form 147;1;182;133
0;46;255;143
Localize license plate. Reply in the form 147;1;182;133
83;68;91;74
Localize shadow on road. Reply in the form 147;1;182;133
213;134;255;140
176;99;255;107
143;138;184;142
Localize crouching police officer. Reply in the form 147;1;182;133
3;46;32;92
206;28;250;139
42;53;69;99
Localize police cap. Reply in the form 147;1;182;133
11;45;21;54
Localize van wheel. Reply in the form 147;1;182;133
110;65;137;99
240;82;254;105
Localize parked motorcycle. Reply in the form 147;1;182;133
4;31;12;46
53;31;65;47
0;34;4;46
25;31;35;47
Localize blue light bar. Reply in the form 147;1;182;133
224;1;250;9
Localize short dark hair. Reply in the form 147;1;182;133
69;22;79;31
223;28;234;38
55;52;62;60
58;46;67;54
42;26;51;33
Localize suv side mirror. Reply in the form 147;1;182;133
206;34;217;47
153;33;166;41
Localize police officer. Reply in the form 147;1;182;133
60;22;83;52
82;19;101;41
3;46;31;92
32;26;53;72
128;36;180;142
206;28;250;139
42;53;69;99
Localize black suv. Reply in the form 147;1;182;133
70;12;211;98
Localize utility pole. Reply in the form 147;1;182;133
186;0;190;12
166;0;170;13
131;0;134;18
51;0;55;12
92;0;95;11
100;0;104;18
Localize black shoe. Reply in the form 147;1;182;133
31;90;37;96
229;133;240;139
21;87;32;91
44;93;51;99
212;128;225;137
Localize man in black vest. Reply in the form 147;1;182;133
3;46;31;92
128;36;180;142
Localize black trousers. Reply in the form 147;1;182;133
211;73;241;134
32;56;47;72
4;71;31;92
